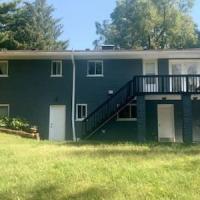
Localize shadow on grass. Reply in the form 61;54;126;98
0;184;113;200
67;187;113;200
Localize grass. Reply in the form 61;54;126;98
1;134;200;200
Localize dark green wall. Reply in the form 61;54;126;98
75;59;143;138
90;100;184;142
158;59;169;75
0;60;73;139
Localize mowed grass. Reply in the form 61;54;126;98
1;134;200;200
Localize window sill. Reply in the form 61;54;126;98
0;75;8;77
117;118;137;122
86;75;104;78
51;75;63;78
76;118;86;122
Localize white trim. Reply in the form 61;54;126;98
1;49;200;60
71;54;76;141
145;95;181;100
0;104;10;117
76;104;87;121
0;61;8;77
87;60;104;77
51;60;62;77
117;104;137;121
143;59;158;75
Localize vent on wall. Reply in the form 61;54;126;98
101;45;115;50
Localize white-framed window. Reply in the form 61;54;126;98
87;60;103;77
117;104;137;121
76;104;87;121
51;60;62;77
0;104;9;117
169;60;200;75
143;60;158;84
0;61;8;77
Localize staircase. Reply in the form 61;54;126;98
82;78;136;139
82;74;200;139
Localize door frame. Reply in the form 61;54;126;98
143;59;158;92
49;105;66;141
157;104;175;142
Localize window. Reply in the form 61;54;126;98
87;61;103;77
51;61;62;77
0;61;8;77
143;60;158;84
76;104;87;121
0;105;9;117
117;104;137;121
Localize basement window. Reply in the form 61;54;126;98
0;105;9;117
51;61;62;77
76;104;87;121
0;61;8;77
87;61;103;77
117;104;137;121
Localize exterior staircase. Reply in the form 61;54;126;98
82;75;200;139
82;78;136;139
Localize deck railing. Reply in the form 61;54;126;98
135;75;200;94
82;75;200;138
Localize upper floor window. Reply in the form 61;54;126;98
51;60;62;77
87;61;103;77
0;61;8;77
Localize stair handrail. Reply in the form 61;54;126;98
83;79;134;122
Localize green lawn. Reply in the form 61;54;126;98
1;134;200;200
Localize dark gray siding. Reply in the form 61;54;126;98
192;101;200;142
146;100;183;142
0;60;73;139
158;59;169;75
90;99;184;142
75;59;143;138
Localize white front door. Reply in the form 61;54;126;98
49;105;66;141
158;104;175;142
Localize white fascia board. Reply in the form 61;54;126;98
0;49;200;60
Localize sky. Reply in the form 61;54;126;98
47;0;200;50
2;0;200;49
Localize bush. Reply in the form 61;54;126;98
0;117;34;132
0;117;10;128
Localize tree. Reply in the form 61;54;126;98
0;0;21;49
0;0;68;50
95;0;198;49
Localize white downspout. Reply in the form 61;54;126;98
71;52;76;141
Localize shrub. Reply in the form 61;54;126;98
9;118;30;132
0;117;34;132
0;117;10;128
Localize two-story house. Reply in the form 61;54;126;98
0;49;200;143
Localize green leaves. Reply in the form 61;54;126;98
95;0;198;49
0;0;68;50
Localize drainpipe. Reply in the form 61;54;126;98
71;52;76;141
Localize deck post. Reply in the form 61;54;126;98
182;94;193;143
137;95;146;142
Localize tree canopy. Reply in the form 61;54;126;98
94;0;199;49
0;0;68;50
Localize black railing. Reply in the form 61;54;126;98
82;75;200;138
82;79;136;136
135;75;200;94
